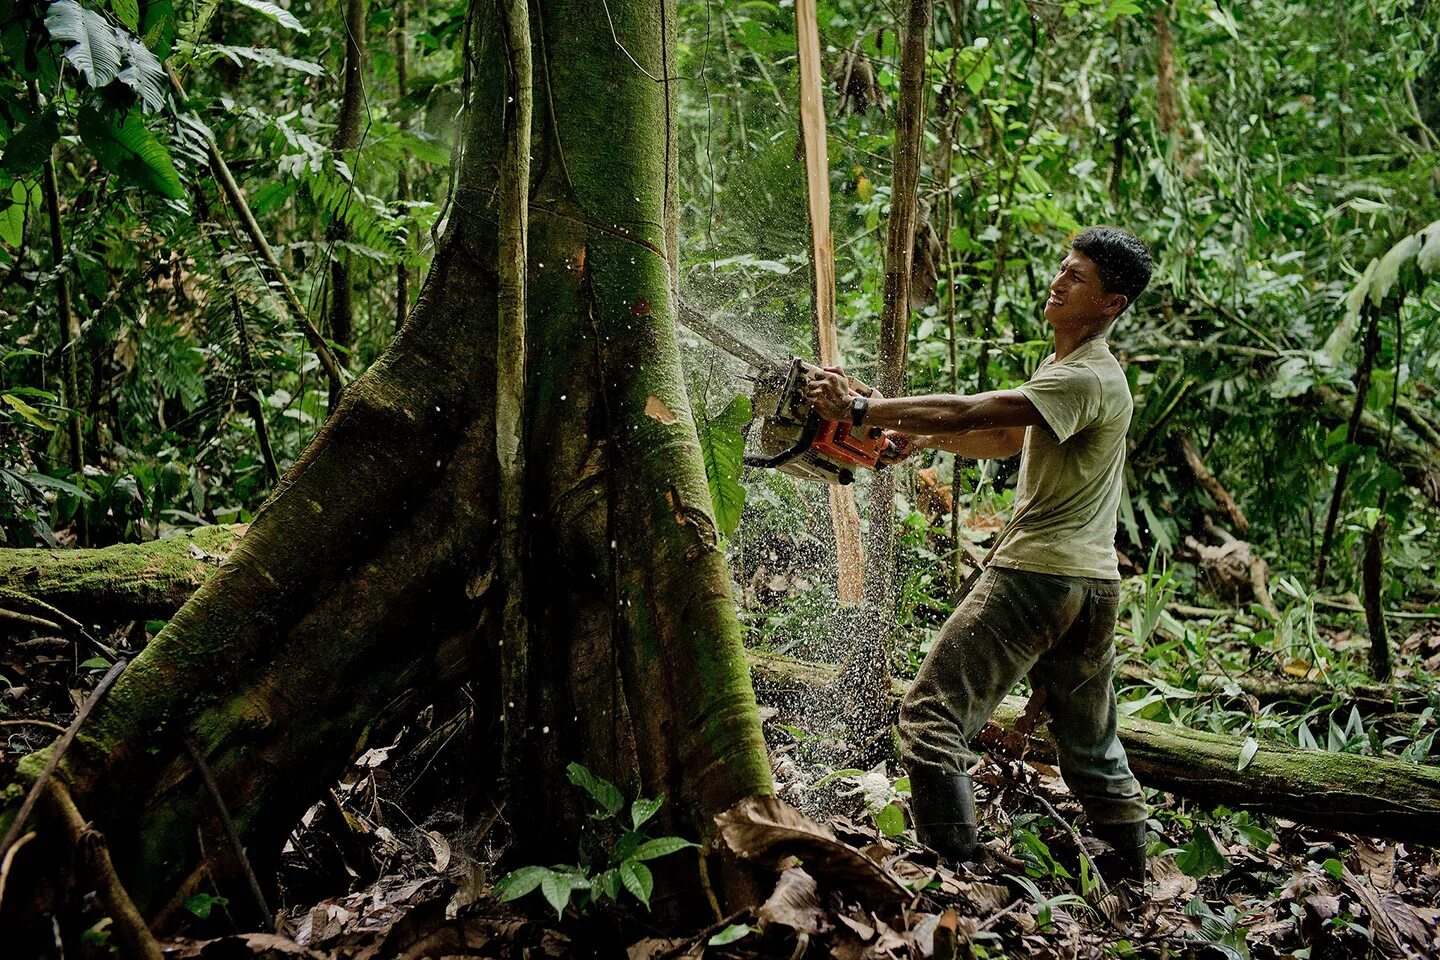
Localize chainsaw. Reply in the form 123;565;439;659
680;302;895;486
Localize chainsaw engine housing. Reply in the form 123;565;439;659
743;358;892;485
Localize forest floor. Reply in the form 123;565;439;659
4;621;1440;960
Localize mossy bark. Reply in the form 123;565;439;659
0;525;243;625
5;0;770;926
748;650;1440;846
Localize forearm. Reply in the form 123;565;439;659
917;428;1025;459
862;389;1041;435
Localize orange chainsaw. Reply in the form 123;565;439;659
680;303;894;485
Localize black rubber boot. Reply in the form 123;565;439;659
909;769;979;863
1093;821;1148;884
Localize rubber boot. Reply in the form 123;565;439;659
1093;820;1148;884
909;769;978;863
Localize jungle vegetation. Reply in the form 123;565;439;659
0;0;1438;956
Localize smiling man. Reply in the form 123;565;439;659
804;226;1153;883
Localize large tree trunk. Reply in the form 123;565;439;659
4;0;770;927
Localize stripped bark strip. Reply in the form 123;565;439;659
0;658;127;859
495;0;533;771
796;0;865;604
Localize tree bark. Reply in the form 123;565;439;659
748;651;1440;846
0;526;242;625
4;0;771;926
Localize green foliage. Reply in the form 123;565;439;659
182;892;228;919
698;393;750;537
494;763;697;917
77;104;182;198
1174;826;1228;878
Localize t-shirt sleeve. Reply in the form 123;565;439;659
1017;362;1103;444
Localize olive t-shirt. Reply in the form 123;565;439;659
990;337;1132;580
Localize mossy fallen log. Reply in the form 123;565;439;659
0;526;243;626
746;649;1440;847
1113;663;1432;714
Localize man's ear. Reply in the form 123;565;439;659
1106;293;1129;319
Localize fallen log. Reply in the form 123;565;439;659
747;650;1440;847
1113;663;1432;714
0;526;243;625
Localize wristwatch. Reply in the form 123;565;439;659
850;395;869;427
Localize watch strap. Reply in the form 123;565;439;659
850;395;869;427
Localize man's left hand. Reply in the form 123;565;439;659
804;366;854;421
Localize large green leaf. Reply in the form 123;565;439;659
117;35;166;112
0;179;40;248
46;0;126;89
699;394;751;538
1369;232;1420;307
140;0;177;57
0;108;61;176
233;0;308;34
1417;220;1440;276
619;860;653;909
565;762;623;815
77;105;184;200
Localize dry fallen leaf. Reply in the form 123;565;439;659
715;795;909;905
758;867;829;935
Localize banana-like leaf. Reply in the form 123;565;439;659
46;0;126;89
700;394;750;537
1323;257;1376;365
117;36;167;113
1369;232;1420;307
78;106;184;200
1418;220;1440;276
233;0;308;34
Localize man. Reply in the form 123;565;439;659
804;226;1152;882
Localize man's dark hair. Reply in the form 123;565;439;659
1070;226;1152;311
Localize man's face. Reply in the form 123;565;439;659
1044;250;1125;330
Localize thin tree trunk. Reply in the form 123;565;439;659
327;0;368;357
193;190;280;486
31;82;87;546
166;67;347;402
851;0;930;748
1362;498;1392;681
395;0;412;332
1316;304;1382;585
1155;3;1178;135
7;0;771;926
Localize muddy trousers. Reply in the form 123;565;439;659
899;566;1146;826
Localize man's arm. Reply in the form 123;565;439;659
804;368;1044;455
917;427;1027;459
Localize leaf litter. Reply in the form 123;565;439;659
5;624;1440;958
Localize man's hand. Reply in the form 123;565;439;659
804;366;854;421
879;431;925;465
